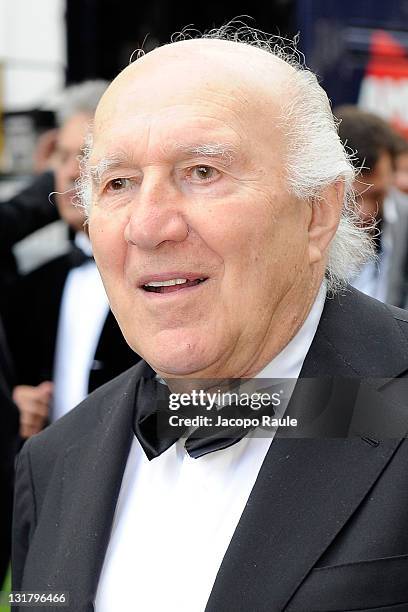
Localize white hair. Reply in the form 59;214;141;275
79;23;374;293
56;80;109;126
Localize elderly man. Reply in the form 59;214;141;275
13;29;408;612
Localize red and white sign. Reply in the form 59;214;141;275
358;30;408;137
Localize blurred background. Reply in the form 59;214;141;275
2;0;408;272
2;1;408;604
2;0;408;188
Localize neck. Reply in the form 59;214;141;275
242;274;323;378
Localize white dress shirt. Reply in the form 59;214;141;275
94;283;327;612
52;233;109;421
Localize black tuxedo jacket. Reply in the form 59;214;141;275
0;172;57;251
0;170;57;584
5;247;138;393
12;288;408;611
0;319;19;584
0;171;57;319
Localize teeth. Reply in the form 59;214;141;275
145;278;188;287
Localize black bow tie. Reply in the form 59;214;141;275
132;367;277;460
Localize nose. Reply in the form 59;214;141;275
124;172;189;250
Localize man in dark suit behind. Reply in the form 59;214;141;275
0;321;19;586
12;28;408;611
6;82;138;437
0;168;62;585
335;105;408;307
0;171;58;317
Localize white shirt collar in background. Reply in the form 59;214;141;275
52;232;109;421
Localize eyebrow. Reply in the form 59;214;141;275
88;142;239;184
87;154;129;185
174;142;238;164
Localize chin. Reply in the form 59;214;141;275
138;331;218;378
148;352;211;378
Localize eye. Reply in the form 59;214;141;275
189;165;220;183
105;177;131;192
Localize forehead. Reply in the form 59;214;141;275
92;109;248;169
92;54;285;164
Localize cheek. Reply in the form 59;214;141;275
203;205;281;300
218;196;299;264
199;195;275;254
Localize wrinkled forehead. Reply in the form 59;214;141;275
96;39;290;126
91;40;291;163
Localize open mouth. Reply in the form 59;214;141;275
142;277;208;294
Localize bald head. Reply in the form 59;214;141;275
94;38;293;156
99;38;292;111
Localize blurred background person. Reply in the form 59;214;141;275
394;134;408;196
5;81;140;439
0;166;61;587
0;325;19;588
0;171;58;320
0;126;60;589
336;105;408;306
393;134;408;307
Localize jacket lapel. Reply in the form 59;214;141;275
206;436;403;611
299;287;408;379
206;288;408;611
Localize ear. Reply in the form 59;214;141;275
308;181;344;265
